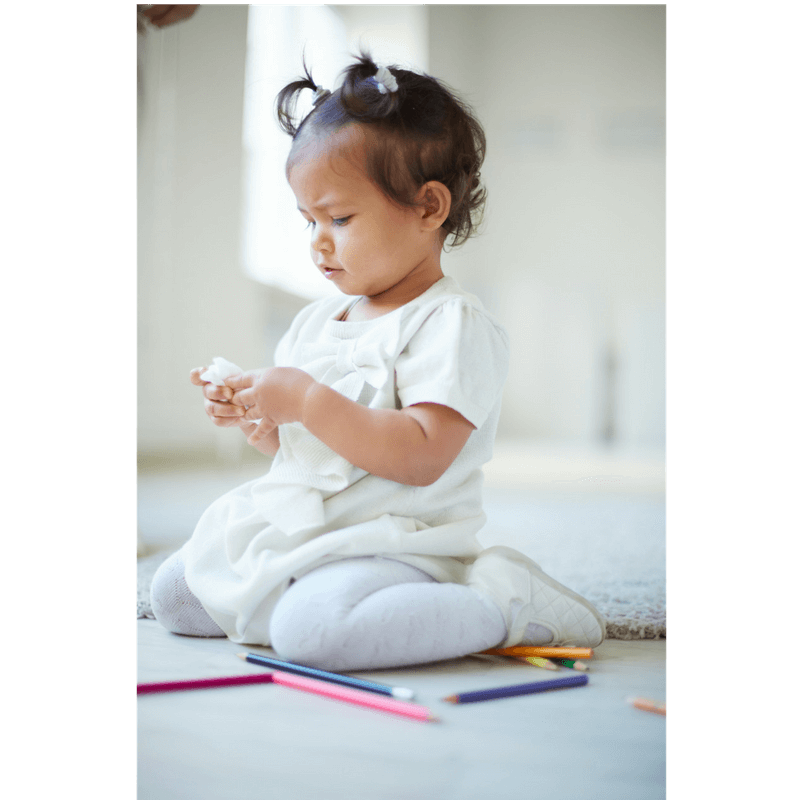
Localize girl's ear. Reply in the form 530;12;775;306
416;182;451;231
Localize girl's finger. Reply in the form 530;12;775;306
246;419;274;443
224;372;255;391
206;400;245;417
230;387;255;407
203;384;233;402
190;368;209;386
242;406;263;421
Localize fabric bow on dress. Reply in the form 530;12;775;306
258;320;401;536
300;335;394;393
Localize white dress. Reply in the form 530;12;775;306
182;276;511;645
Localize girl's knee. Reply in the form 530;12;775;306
269;591;335;666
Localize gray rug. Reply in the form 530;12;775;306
138;492;665;640
138;548;174;621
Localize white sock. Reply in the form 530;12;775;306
507;598;555;645
521;622;555;645
150;550;225;637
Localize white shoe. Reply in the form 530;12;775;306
469;546;606;648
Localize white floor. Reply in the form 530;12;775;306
138;622;665;800
137;442;666;799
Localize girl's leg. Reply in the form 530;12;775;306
269;557;508;671
149;550;226;637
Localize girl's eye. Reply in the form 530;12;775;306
304;219;315;229
306;217;350;230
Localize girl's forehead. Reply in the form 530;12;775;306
290;152;363;192
289;129;372;192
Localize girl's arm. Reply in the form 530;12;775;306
303;383;474;486
227;368;474;486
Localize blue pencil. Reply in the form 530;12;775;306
237;653;415;699
443;673;588;703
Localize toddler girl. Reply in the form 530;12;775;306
150;54;605;671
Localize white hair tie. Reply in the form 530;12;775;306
373;66;398;95
312;86;331;105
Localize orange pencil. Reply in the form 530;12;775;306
628;697;666;716
483;646;594;659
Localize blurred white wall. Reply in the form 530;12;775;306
428;5;665;447
138;4;665;462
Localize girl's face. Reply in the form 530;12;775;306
287;129;443;308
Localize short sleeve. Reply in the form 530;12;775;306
395;300;510;429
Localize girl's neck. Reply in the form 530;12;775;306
346;263;444;322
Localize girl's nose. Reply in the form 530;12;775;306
311;226;332;253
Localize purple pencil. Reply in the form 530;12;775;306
138;674;274;694
444;673;588;703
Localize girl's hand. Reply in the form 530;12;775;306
139;5;200;29
190;366;247;428
226;367;316;428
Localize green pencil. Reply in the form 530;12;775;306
554;658;589;671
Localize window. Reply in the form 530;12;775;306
240;5;429;300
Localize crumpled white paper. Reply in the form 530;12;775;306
199;357;262;426
200;357;243;386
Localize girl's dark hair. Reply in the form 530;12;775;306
276;53;486;248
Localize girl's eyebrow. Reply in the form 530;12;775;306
297;196;353;213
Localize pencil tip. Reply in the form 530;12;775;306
442;696;457;704
236;653;247;660
427;715;441;722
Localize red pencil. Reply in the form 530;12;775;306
137;674;274;694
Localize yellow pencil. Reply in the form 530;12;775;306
515;656;560;671
483;646;594;659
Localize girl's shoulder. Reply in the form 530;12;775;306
401;276;509;349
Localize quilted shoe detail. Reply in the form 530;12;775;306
469;546;606;648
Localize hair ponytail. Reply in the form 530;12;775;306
339;53;401;119
275;60;321;137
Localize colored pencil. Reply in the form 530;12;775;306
554;658;589;671
237;652;415;699
444;673;588;704
628;697;666;716
482;646;594;659
515;656;560;671
270;670;438;722
137;674;274;695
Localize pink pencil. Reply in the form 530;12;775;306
270;670;439;722
138;674;274;694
